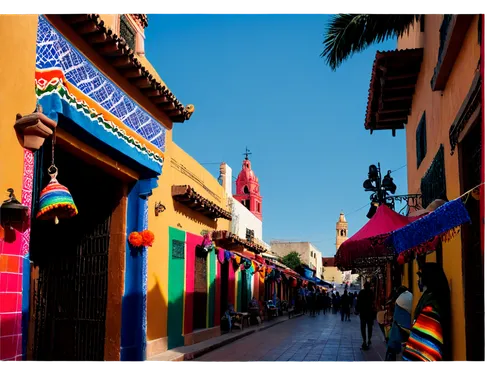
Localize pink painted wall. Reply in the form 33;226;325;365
184;233;198;335
0;150;34;361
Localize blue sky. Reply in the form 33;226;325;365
146;15;408;257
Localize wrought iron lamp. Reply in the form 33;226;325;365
155;201;166;216
362;163;421;218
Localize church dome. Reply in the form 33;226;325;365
237;159;256;182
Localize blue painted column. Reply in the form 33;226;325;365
120;177;157;361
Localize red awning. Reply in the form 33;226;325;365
335;204;419;270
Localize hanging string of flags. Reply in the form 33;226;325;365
213;245;331;288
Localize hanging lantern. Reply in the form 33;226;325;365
0;188;30;233
36;166;78;225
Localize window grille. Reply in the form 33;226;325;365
120;15;136;51
172;240;185;259
416;112;427;168
420;145;446;208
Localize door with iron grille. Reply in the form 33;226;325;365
30;144;120;360
193;251;208;330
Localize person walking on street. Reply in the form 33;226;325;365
357;281;375;350
340;289;351;321
353;292;358;315
333;291;341;314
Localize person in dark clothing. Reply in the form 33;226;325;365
308;286;316;317
357;282;375;350
323;291;329;315
340;290;351;321
333;291;341;314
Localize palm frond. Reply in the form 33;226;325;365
321;14;420;71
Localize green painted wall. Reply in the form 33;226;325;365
167;227;186;349
207;249;216;327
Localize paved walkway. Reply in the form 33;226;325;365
149;315;293;361
196;311;387;361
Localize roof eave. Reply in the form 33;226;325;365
364;49;424;135
60;14;193;123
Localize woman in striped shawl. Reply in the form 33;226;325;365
403;263;451;361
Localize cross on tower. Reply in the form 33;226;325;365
243;147;252;160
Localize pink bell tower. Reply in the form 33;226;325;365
234;147;263;221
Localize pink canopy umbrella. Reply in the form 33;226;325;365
335;204;419;270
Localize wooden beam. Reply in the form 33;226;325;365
75;21;99;35
141;88;162;97
151;96;169;104
131;77;151;88
97;42;120;55
86;32;108;44
159;102;176;110
166;109;182;117
110;56;132;68
64;15;89;24
383;96;413;102
378;108;410;115
376;117;408;123
376;111;408;122
374;124;405;130
122;69;143;78
384;73;419;81
384;84;417;91
56;128;139;182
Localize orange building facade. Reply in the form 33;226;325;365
365;15;484;360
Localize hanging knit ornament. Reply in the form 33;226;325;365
36;166;78;225
36;129;77;225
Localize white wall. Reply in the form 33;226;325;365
220;162;263;242
269;242;325;279
230;197;263;241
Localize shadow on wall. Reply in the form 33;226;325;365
147;274;223;351
147;276;167;342
172;202;218;229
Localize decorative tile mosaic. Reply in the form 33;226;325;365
35;75;163;169
36;16;166;152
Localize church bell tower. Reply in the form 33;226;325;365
233;147;263;221
336;212;348;250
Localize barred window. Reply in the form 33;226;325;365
420;145;446;208
416;112;427;169
120;15;136;51
246;228;254;242
172;240;185;259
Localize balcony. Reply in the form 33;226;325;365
431;15;475;91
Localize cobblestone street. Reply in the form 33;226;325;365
196;312;387;361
